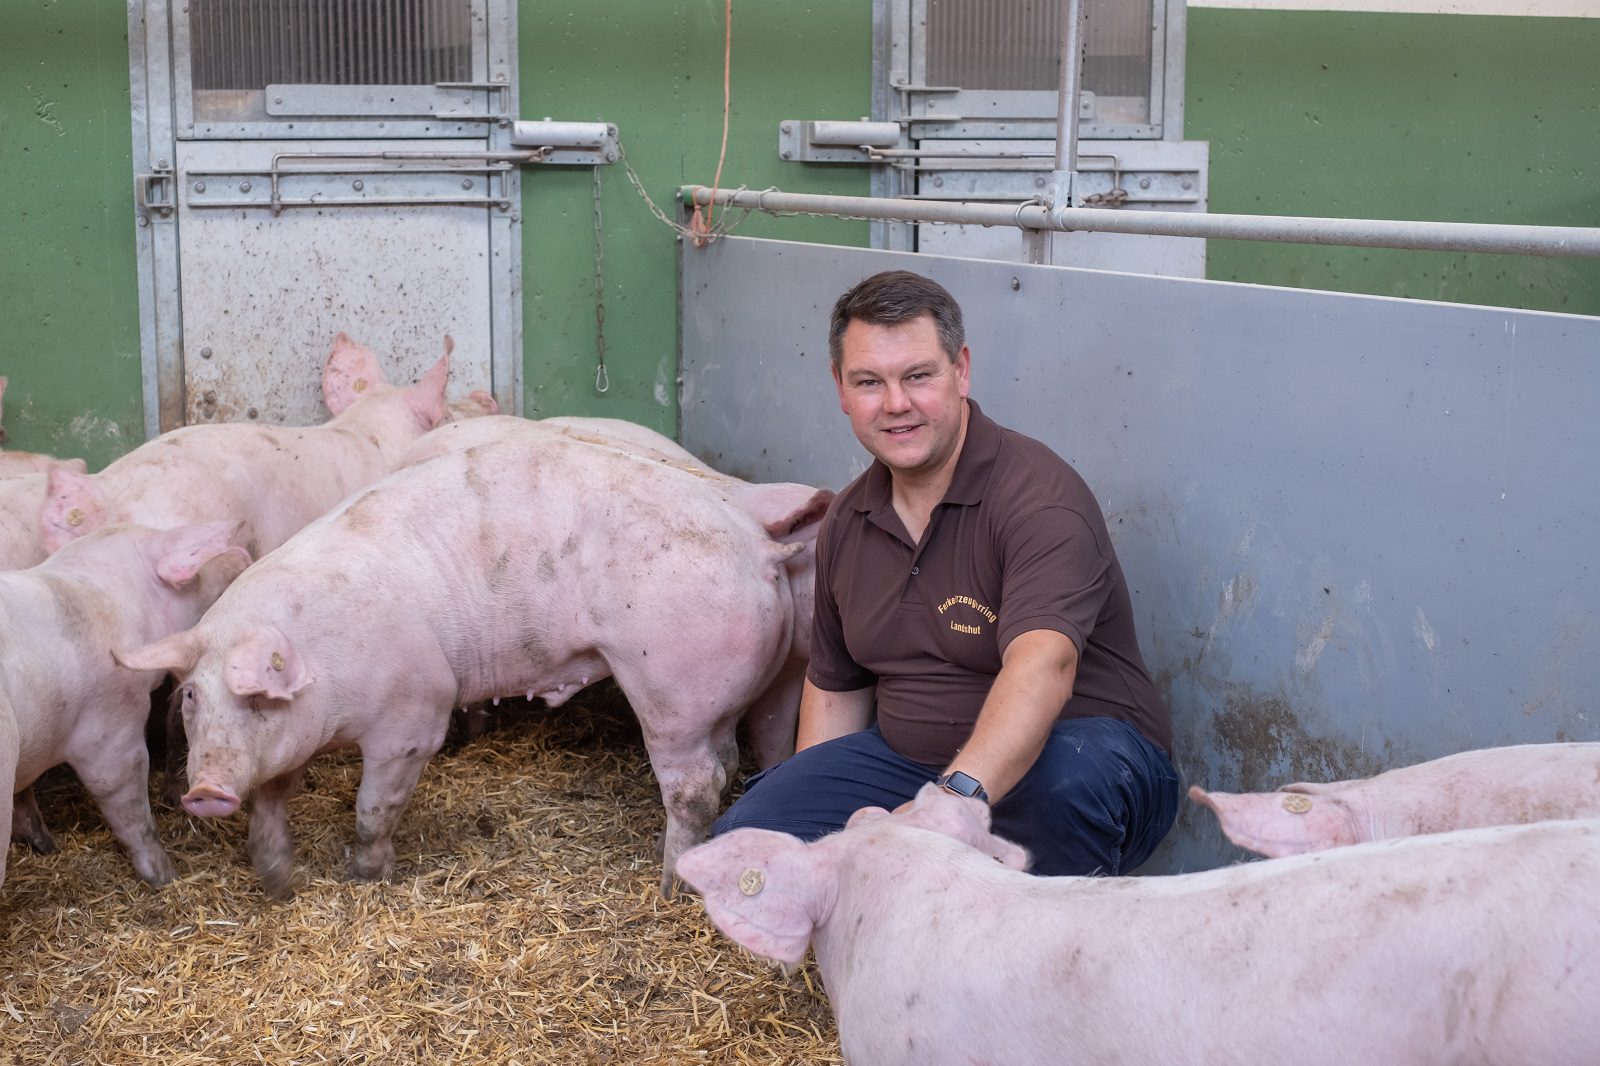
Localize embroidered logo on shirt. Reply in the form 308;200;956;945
937;594;996;635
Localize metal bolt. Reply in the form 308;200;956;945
1181;179;1193;190
780;150;791;160
157;159;168;169
377;122;386;129
1139;177;1151;189
137;216;149;228
240;180;252;192
273;96;282;105
247;407;258;420
932;176;944;187
200;347;213;359
781;122;793;135
604;150;617;163
1035;176;1046;188
353;180;364;191
194;181;206;192
1010;276;1021;291
462;178;473;189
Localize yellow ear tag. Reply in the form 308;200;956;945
1282;794;1313;815
67;508;84;527
738;869;765;897
352;378;368;393
270;652;285;672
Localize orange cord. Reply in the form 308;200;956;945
691;0;733;247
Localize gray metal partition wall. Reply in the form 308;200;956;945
680;236;1600;874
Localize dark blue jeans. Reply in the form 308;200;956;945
712;716;1179;876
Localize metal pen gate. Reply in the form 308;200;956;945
129;0;520;434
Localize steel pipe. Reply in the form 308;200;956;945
681;185;1600;258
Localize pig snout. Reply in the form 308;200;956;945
182;781;242;818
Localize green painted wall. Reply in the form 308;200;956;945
516;1;872;433
0;0;144;469
1187;10;1600;316
2;5;1593;464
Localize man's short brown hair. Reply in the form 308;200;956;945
828;270;966;373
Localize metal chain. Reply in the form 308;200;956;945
591;164;609;394
615;137;759;243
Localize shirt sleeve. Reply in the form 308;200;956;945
995;505;1113;655
804;509;878;692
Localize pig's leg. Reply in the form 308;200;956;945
0;711;15;890
69;736;176;885
11;786;55;853
741;657;806;770
249;771;303;901
349;721;448;883
638;722;736;898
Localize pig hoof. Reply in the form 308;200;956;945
19;825;56;855
139;854;178;887
348;851;395;883
253;855;299;901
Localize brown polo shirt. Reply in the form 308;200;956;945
807;400;1171;767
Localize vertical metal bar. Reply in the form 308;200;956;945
1055;0;1086;174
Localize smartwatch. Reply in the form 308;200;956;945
935;770;989;804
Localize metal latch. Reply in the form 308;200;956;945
135;166;176;219
508;120;619;166
778;119;902;163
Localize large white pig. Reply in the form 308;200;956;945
0;473;61;570
1190;741;1600;858
402;415;831;768
680;784;1600;1066
0;521;248;889
118;421;831;898
37;333;452;559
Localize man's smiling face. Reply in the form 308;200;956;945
833;314;970;481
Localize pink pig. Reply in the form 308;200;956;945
405;415;831;768
118;420;830;898
38;333;451;559
1190;741;1600;858
0;470;73;570
680;784;1600;1066
0;521;248;889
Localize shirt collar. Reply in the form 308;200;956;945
854;399;1001;513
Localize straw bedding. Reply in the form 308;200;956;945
0;688;842;1064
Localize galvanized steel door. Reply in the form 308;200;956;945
129;0;520;435
879;0;1207;272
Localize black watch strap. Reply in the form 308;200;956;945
935;770;989;804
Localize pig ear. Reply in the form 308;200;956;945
224;626;313;701
322;332;387;415
149;520;253;587
460;389;498;417
39;463;108;553
730;485;835;539
1187;785;1360;859
116;630;202;676
675;829;831;966
405;342;451;430
898;784;1031;870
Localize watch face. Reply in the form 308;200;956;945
942;771;981;797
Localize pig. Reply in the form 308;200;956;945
0;377;89;476
37;333;452;559
1189;741;1600;859
0;521;249;889
117;420;832;899
0;473;59;571
680;784;1600;1066
403;415;832;767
